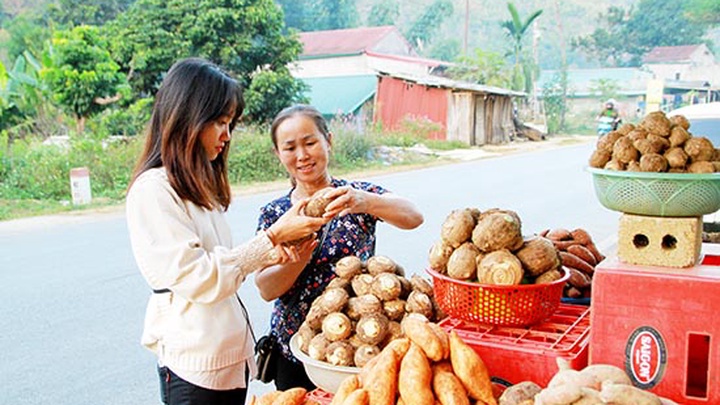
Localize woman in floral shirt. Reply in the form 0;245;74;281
255;105;423;390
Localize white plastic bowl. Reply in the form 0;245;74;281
289;334;360;393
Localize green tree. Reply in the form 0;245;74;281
0;52;45;139
500;2;543;92
448;49;512;88
107;0;305;122
2;13;50;62
42;25;128;134
686;0;720;24
44;0;135;27
367;0;399;27
571;7;629;67
404;0;453;52
243;70;308;123
542;68;570;134
573;0;709;66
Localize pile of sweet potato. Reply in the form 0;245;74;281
297;254;444;368
498;359;676;405
538;228;605;299
330;315;497;405
249;387;319;405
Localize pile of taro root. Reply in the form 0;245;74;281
589;110;720;173
296;255;444;368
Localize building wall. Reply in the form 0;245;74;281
375;76;448;140
291;54;432;79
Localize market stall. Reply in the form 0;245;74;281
248;110;720;405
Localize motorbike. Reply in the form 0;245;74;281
597;116;621;136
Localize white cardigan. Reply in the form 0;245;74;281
126;168;274;389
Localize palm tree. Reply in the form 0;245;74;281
501;2;543;91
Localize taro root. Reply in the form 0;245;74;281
405;290;434;319
395;264;406;277
597;132;623;154
471;212;523;253
346;294;382;320
604;159;625;171
321;312;352;341
688;161;715;173
398;276;412;299
616;123;635;135
370;272;402;301
646;134;670;153
351;273;374;296
626;128;648;142
366;255;397;276
446;242;481;280
308;334;330;360
684;137;715;162
440;209;476;248
665;147;689;169
669;126;691;148
304;305;330;331
669;114;690;130
354;344;381;368
295;324;316;353
317;288;349;313
356;313;389;345
428;239;454;273
589;149;611;169
348;334;364;348
515;236;561;277
478;208;522;226
669;167;687;173
612;136;638;164
641;111;671;136
535;268;564;284
409;274;433;297
477;249;524;285
305;188;335;217
382;321;404;346
325;341;355;366
383;299;407;321
326;277;350;292
633;138;663;155
335;255;363;279
713;148;720;161
626;161;642;172
639;153;668;172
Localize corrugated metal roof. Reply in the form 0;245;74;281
643;45;703;64
299;26;397;58
381;72;526;97
301;75;377;117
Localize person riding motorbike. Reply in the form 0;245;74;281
596;99;621;136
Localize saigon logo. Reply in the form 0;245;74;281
624;326;667;389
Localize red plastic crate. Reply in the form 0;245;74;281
439;304;591;388
305;388;333;404
590;251;720;405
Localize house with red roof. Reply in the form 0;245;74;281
292;26;525;145
642;44;720;88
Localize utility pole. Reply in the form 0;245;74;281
464;0;469;56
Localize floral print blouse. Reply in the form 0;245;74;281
256;178;387;361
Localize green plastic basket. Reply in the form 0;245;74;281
588;167;720;217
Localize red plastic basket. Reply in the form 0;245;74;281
427;267;569;327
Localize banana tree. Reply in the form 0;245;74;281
501;2;543;92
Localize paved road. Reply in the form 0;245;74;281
0;140;619;405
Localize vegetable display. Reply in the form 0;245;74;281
538;228;605;299
297;255;444;368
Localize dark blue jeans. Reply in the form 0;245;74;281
157;366;247;405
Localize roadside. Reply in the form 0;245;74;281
0;134;594;232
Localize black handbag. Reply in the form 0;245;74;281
254;334;279;383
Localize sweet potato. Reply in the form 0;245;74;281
551;240;579;251
257;392;283;405
565;244;597;267
399;344;435;404
401;317;444;362
364;348;399;405
432;364;470;405
559;252;595;275
449;331;496;405
571;228;605;262
547;369;600;391
341;389;369;405
271;388;308;405
569;387;602;405
547;228;572;241
566;267;592;289
331;375;360;405
427;322;450;361
534;384;583;405
599;381;661;405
